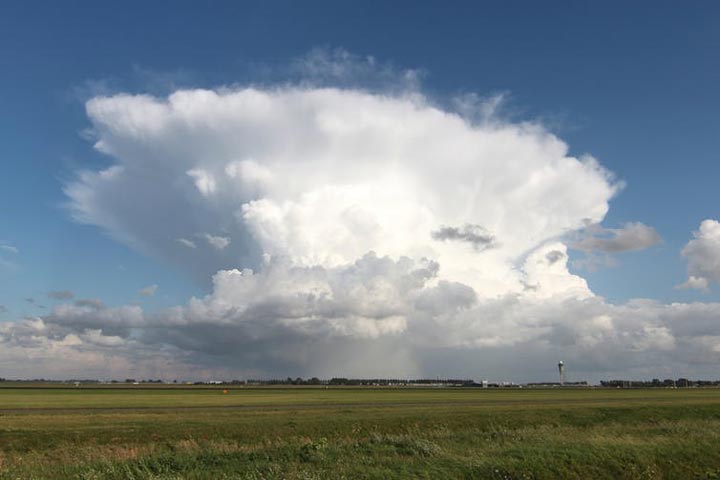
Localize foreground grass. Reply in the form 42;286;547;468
2;387;720;479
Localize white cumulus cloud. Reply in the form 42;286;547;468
680;219;720;291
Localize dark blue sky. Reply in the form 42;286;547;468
1;1;719;316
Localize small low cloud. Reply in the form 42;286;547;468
75;298;104;309
572;222;661;254
431;224;496;251
177;238;197;249
203;233;231;251
48;290;75;300
139;284;158;297
677;276;709;292
0;305;7;314
25;297;35;304
187;168;217;197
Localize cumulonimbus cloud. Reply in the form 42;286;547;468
65;85;619;298
3;58;716;381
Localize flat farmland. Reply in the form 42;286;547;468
2;386;720;479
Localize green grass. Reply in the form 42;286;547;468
2;386;720;479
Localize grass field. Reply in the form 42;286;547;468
2;386;720;479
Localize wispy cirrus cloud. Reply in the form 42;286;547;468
202;234;231;251
177;238;197;249
0;244;19;254
0;243;20;270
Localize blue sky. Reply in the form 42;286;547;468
1;1;719;380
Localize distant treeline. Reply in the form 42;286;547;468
525;381;589;387
0;378;166;384
246;378;476;386
600;378;720;388
0;377;474;386
5;377;720;387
